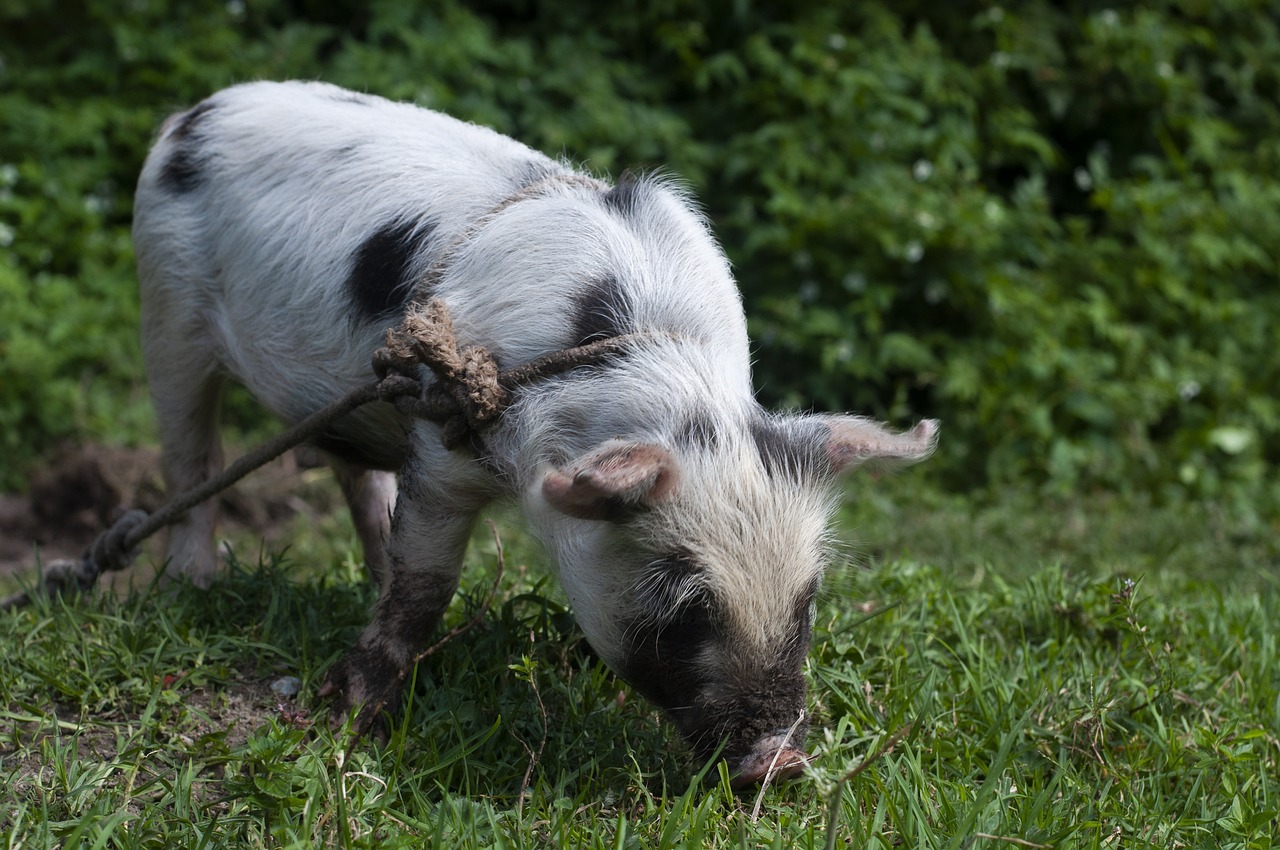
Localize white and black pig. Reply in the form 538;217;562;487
132;81;938;787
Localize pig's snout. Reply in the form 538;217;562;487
728;733;813;789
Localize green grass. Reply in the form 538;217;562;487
2;481;1278;848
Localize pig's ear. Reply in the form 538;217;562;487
541;441;679;520
820;416;939;474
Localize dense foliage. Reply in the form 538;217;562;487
2;0;1277;502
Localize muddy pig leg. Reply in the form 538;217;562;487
320;447;487;727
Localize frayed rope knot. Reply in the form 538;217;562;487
89;509;150;575
375;299;509;450
375;297;648;451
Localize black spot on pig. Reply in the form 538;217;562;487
634;549;708;619
619;560;816;767
572;273;630;345
160;148;204;193
619;562;719;723
159;101;218;193
601;171;643;216
170;100;217;140
675;411;721;452
749;416;823;480
347;216;437;322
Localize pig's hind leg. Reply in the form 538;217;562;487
139;310;227;589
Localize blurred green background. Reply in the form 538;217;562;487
2;0;1277;507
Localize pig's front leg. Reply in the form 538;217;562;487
319;457;483;731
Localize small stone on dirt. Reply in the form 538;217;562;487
270;676;302;698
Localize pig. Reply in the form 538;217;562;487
132;80;938;787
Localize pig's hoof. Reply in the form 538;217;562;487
318;650;404;740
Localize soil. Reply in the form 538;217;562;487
0;442;342;588
0;443;339;792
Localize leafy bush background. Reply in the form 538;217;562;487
2;0;1277;503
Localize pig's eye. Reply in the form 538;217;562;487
634;550;715;625
620;552;721;710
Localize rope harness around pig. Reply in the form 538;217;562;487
1;297;643;610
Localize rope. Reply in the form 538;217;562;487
1;297;643;610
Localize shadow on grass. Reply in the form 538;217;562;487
93;549;695;804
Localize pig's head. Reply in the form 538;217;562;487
530;413;938;787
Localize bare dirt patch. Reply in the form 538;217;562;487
0;442;345;589
1;444;346;814
1;672;303;805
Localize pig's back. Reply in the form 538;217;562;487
134;81;751;425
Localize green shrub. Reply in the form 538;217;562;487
1;0;1276;503
614;2;1280;500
